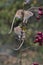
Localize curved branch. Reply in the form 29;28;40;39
11;39;24;51
8;16;16;34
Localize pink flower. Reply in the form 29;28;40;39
37;32;42;35
35;35;39;38
38;37;42;43
32;62;39;65
42;34;43;38
36;16;40;20
38;10;43;15
34;32;43;46
34;39;39;43
39;8;43;11
38;36;42;40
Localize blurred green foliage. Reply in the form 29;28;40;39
0;0;43;52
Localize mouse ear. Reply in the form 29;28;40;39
23;11;33;23
25;11;33;19
28;11;33;17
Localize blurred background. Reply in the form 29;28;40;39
0;0;43;65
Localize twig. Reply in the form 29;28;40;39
11;39;24;51
28;6;43;11
8;15;16;34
